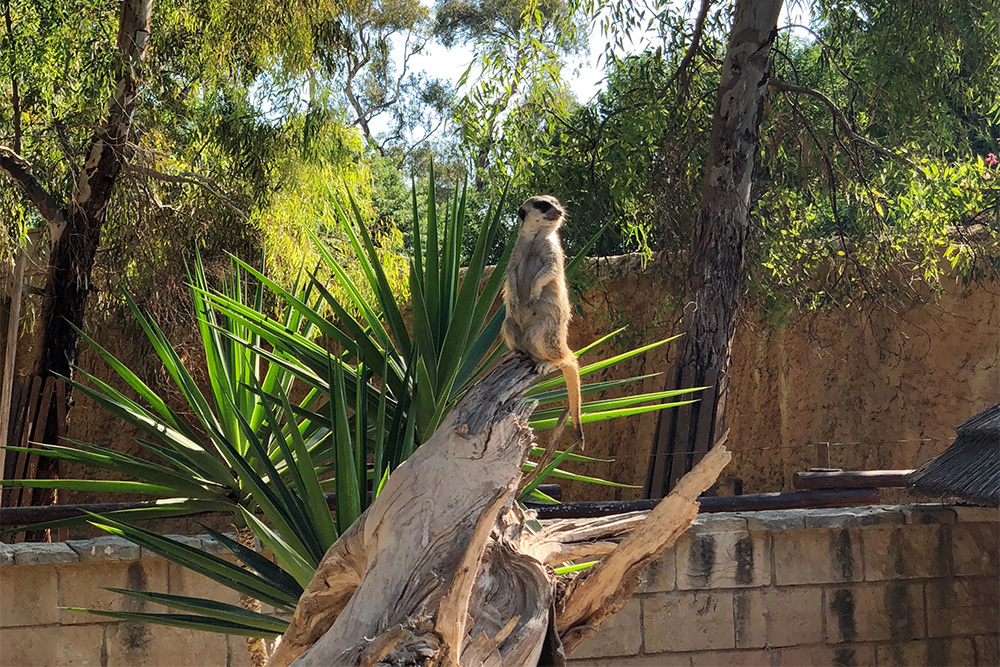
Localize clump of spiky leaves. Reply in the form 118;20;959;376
3;169;703;638
2;251;360;636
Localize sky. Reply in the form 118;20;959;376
369;2;814;135
410;2;811;99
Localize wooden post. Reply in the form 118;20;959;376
0;248;25;479
817;441;830;469
646;365;722;498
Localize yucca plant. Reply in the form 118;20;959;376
201;170;696;499
2;170;703;642
1;252;357;640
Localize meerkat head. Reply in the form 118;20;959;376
518;195;564;230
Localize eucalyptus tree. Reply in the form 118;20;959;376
435;0;588;191
0;0;364;468
506;0;999;491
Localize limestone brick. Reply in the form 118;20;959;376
0;542;13;566
644;591;735;653
12;542;78;566
1;563;60;626
803;506;905;529
874;638;976;666
167;561;243;607
951;521;1000;577
0;623;105;666
824;583;924;643
200;532;240;555
675;530;769;590
902;505;957;525
690;514;749;534
775;644;876;666
58;559;169;625
228;634;256;667
973;634;999;666
570;597;642;659
638;551;676;593
745;509;807;532
773;528;863;585
67;535;140;561
952;506;1000;523
139;534;206;561
926;578;1000;638
106;621;227;666
735;586;823;648
688;649;777;666
863;524;950;580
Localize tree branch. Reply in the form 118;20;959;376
768;79;915;169
556;441;731;652
0;146;66;227
123;162;248;220
663;0;712;95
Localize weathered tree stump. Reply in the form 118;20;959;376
269;353;731;667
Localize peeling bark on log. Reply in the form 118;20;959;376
269;353;731;667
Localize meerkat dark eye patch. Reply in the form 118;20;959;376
518;206;527;220
535;201;552;213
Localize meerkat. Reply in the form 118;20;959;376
502;195;585;449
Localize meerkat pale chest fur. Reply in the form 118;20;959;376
502;195;585;448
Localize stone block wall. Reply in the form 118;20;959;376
1;505;997;666
569;505;1000;667
0;534;253;666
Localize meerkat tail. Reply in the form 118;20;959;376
561;355;585;451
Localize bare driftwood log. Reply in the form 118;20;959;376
269;353;731;667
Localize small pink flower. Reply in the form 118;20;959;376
987;153;999;167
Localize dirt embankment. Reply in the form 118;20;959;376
5;254;998;512
561;256;999;501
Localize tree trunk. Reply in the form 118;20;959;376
268;353;731;666
0;0;152;490
32;0;152;381
648;0;782;497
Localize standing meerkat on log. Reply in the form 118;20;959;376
502;195;585;449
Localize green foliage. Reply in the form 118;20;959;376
3;254;341;558
504;2;1000;312
512;49;719;257
813;0;1000;155
3;171;702;637
445;0;586;195
0;0;397;338
1;250;374;635
749;3;1000;309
